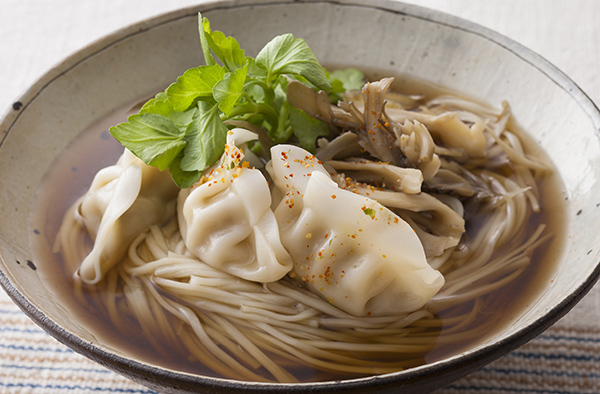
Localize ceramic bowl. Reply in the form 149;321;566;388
1;0;600;392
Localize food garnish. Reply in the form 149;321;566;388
110;13;363;188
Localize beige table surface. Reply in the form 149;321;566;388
1;1;599;392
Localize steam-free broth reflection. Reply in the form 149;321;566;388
30;74;567;383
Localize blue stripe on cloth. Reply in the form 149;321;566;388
0;363;112;374
0;343;73;353
0;308;27;315
479;366;600;380
0;383;157;393
0;326;45;334
539;334;600;343
509;351;600;362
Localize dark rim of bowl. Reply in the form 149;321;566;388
1;0;600;392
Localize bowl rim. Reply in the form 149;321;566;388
1;0;600;392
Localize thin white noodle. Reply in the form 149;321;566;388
52;82;556;383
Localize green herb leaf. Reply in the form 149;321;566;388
329;78;345;96
109;15;336;189
201;18;247;72
329;68;365;91
180;101;228;172
246;57;267;79
213;65;248;116
271;82;293;143
362;207;376;219
140;92;172;116
141;92;198;133
255;34;331;91
328;68;365;103
166;64;226;112
109;113;187;171
198;14;217;66
168;152;202;188
288;106;330;153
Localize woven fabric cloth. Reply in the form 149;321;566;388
2;286;599;393
1;1;599;392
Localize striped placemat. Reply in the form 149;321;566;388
1;285;599;393
1;0;600;392
0;296;155;393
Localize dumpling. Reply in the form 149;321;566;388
178;128;293;283
76;149;179;284
267;144;445;316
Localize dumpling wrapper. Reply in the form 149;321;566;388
76;149;179;284
178;129;293;283
267;145;445;316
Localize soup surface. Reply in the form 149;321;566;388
29;74;567;383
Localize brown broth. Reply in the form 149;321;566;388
28;78;568;382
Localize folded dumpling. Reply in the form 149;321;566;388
76;149;179;284
178;129;293;283
267;145;445;316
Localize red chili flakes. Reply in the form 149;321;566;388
324;266;333;284
331;194;337;199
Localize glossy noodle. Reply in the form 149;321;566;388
52;73;555;383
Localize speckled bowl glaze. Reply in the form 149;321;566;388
1;0;600;392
